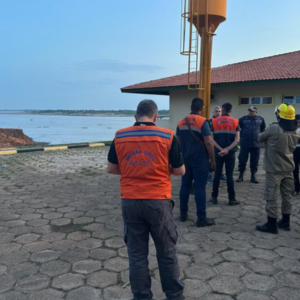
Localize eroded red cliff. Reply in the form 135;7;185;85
0;129;35;148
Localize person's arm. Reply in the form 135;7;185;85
107;162;121;175
106;139;121;175
222;131;240;155
261;118;266;132
169;136;185;176
204;135;215;171
258;126;271;142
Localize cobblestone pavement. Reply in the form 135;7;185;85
0;146;300;300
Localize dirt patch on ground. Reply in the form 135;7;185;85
0;128;35;148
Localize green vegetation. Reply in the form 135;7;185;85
26;109;169;116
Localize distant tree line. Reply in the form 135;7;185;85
27;109;169;116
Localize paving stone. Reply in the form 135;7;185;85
105;236;125;248
209;276;243;295
21;241;49;252
66;286;102;300
272;287;300;300
15;274;50;292
200;240;228;253
73;217;94;224
242;273;276;291
77;238;102;249
0;264;7;276
40;260;71;276
20;214;41;221
31;225;51;235
274;247;300;259
246;259;280;275
274;257;300;272
248;248;279;261
203;294;234;300
193;252;224;266
207;232;231;242
7;226;32;235
90;248;117;260
0;234;15;244
226;239;252;251
51;273;85;291
64;211;84;219
27;288;64;300
60;248;89;263
184;265;216;281
221;250;250;262
248;237;278;250
14;234;40;244
0;275;16;293
176;243;199;253
67;231;91;241
0;214;20;221
104;257;129;272
0;243;22;255
103;286;134;300
183;279;211;299
26;219;49;227
50;240;77;251
0;291;28;300
30;250;60;263
41;232;66;242
215;262;248;277
72;259;102;274
7;262;39;279
237;291;273;300
275;271;300;288
43;212;63;220
5;220;26;227
92;229;116;239
57;207;75;213
87;270;117;288
0;251;30;266
50;218;71;226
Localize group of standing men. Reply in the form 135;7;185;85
107;98;298;300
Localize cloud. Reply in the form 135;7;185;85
70;59;164;74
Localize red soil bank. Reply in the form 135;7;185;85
0;128;35;148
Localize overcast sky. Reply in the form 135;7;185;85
1;0;300;110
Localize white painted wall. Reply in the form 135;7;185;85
161;82;300;131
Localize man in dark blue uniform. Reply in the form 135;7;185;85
236;106;266;184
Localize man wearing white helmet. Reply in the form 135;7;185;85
256;103;298;234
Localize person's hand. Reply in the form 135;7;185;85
220;148;229;156
210;161;216;172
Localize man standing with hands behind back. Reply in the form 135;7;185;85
210;102;240;206
107;99;185;300
236;106;266;184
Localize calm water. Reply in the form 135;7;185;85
0;114;135;145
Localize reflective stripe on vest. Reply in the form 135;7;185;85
115;126;173;200
177;114;206;132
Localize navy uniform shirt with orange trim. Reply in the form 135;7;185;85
176;112;211;164
211;114;240;153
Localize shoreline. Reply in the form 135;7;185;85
0;111;134;117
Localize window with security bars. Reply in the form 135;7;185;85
282;95;300;105
239;96;273;105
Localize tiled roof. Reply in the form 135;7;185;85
121;50;300;92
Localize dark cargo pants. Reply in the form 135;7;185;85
238;147;260;174
121;199;184;300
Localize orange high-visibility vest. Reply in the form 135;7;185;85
114;125;174;199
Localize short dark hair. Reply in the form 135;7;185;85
296;114;300;121
191;97;204;112
136;99;158;119
222;102;232;113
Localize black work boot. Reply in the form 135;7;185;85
256;216;278;234
236;173;243;182
209;196;218;204
228;198;240;206
196;217;215;227
251;173;259;184
277;214;290;231
180;212;188;222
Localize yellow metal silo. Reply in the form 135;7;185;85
181;0;227;118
